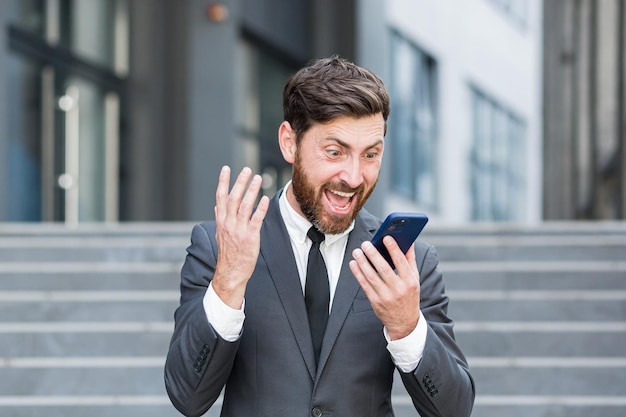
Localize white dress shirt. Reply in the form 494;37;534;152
203;181;427;372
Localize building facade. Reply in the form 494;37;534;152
384;0;543;224
543;0;626;220
0;0;543;224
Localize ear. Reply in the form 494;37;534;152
278;121;297;164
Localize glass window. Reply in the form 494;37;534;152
8;0;127;74
470;88;526;221
4;0;128;222
59;0;120;72
5;0;45;35
6;54;42;221
389;31;438;209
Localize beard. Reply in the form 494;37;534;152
291;150;377;235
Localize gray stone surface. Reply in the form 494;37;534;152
0;221;624;417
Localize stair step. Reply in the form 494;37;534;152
0;367;165;396
471;366;626;396
448;296;626;321
0;403;184;417
456;328;626;357
0;332;171;357
0;272;181;291
444;269;626;291
0;243;185;262
471;401;626;417
0;299;177;322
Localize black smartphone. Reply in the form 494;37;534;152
370;212;429;270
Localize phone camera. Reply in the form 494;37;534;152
392;219;406;228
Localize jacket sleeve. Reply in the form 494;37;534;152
164;222;240;417
399;243;476;417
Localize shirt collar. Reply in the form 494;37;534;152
279;180;354;246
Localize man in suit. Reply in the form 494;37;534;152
164;56;475;417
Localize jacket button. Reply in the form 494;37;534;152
311;406;323;417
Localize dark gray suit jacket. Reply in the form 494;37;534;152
164;192;474;417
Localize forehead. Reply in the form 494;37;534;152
304;114;385;144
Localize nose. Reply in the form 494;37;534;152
338;156;363;188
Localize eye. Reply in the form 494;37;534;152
365;151;378;159
326;149;341;158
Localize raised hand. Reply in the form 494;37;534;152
212;166;270;309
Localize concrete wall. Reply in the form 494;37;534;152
543;0;626;220
0;5;8;220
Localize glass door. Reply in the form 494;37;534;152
4;0;128;223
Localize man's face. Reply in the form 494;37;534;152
286;114;385;235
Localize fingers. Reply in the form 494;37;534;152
238;172;263;220
350;238;421;337
349;249;379;297
361;239;395;277
384;237;416;278
402;243;418;275
226;166;253;215
349;241;392;298
251;195;270;229
215;166;267;224
215;165;232;222
350;237;419;294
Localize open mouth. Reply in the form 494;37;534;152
324;188;356;214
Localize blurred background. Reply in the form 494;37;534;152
0;1;625;417
1;0;623;225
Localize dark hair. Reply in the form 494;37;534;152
283;55;391;141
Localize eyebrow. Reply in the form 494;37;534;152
323;137;384;151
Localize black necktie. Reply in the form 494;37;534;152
305;227;329;363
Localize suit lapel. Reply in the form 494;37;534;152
315;214;376;379
259;193;317;380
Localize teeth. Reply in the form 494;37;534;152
330;190;355;198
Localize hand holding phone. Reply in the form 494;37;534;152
370;212;429;270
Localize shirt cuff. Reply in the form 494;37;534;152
203;282;245;342
384;313;427;373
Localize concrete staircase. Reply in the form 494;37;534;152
0;221;625;417
0;223;187;417
421;222;626;417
